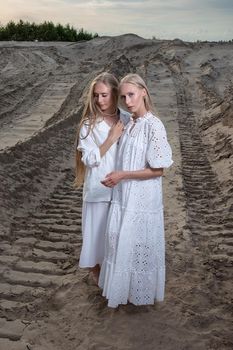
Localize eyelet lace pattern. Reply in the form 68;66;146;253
99;112;173;308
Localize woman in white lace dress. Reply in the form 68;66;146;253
75;72;129;283
99;73;173;307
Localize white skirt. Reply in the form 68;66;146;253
79;201;110;268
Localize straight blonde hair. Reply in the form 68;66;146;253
74;72;119;188
119;73;155;113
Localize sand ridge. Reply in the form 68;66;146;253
0;35;232;349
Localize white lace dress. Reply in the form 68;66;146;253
98;112;173;308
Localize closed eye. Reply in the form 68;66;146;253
94;93;108;98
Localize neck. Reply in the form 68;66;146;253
132;108;148;119
101;108;118;117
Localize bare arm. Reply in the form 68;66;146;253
101;167;163;188
99;120;124;157
78;120;124;168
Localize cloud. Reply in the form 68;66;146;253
206;0;233;9
0;0;232;41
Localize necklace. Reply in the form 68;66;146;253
103;114;119;127
103;110;119;127
101;108;118;117
101;108;119;127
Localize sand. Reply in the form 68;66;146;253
0;34;232;350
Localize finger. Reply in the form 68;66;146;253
101;180;108;185
105;173;113;178
117;121;123;127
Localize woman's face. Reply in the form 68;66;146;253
93;82;114;114
120;83;147;117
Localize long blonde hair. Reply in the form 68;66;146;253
119;73;155;113
74;72;119;188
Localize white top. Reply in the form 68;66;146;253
114;111;173;208
77;109;130;202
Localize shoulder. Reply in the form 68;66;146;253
144;112;168;142
119;108;131;125
79;119;95;139
79;120;89;136
145;112;165;130
79;117;102;135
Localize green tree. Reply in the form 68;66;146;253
0;20;98;42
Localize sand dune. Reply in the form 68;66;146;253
0;35;232;350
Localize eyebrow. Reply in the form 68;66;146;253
120;92;133;95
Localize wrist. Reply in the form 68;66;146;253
119;171;127;180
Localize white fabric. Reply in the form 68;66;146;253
99;112;173;308
78;109;130;268
79;202;110;267
77;109;130;202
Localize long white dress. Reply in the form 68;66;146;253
98;112;173;307
77;110;129;268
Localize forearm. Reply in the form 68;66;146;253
80;135;116;167
99;136;115;158
100;120;124;157
120;167;163;180
101;167;163;187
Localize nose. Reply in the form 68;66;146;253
97;96;102;103
125;95;130;106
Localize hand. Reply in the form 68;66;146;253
108;120;124;143
101;171;124;187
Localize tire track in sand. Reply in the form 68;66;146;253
170;67;233;266
168;61;233;348
0;169;82;349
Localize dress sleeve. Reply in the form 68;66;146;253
77;124;101;168
146;118;173;169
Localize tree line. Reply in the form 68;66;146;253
0;20;98;41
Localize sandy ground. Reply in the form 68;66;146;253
0;35;232;350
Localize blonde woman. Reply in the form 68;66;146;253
99;73;173;307
75;72;129;283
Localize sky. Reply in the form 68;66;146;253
1;0;233;42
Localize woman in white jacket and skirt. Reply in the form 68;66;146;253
74;72;129;283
